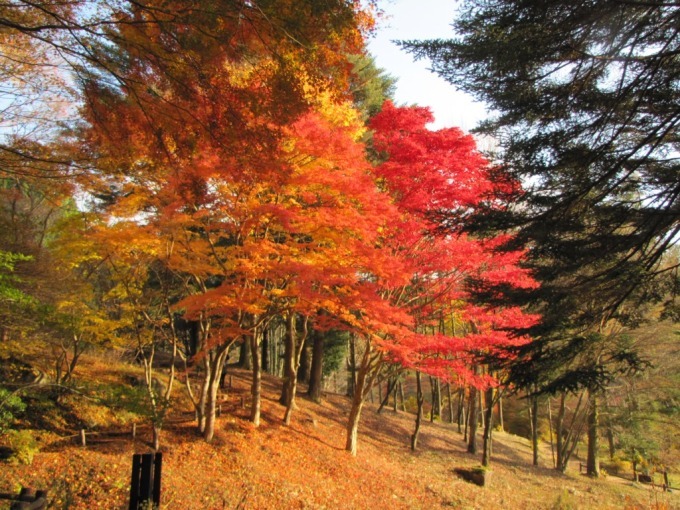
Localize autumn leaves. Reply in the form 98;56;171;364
44;1;537;452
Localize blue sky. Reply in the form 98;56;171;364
367;0;487;130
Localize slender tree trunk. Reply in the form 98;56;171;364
203;347;229;442
346;333;357;397
556;392;566;471
429;377;441;423
411;371;424;450
398;381;406;412
467;380;479;453
283;314;309;425
447;384;454;424
498;395;504;432
481;386;494;467
152;425;161;451
548;397;556;469
530;394;539;466
250;329;262;427
261;326;270;373
377;377;397;414
586;391;600;477
457;387;466;434
345;339;381;456
298;338;311;384
279;316;294;406
307;332;324;403
197;357;210;434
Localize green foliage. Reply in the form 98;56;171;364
0;251;33;306
0;386;26;433
322;330;348;377
347;53;397;120
6;429;39;465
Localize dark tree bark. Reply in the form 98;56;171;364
457;387;466;434
586;391;600;477
298;337;311;384
481;386;494;467
398;381;406;412
467;381;479;453
307;331;324;403
346;332;357;397
261;326;270;373
238;338;252;370
411;371;424;451
447;384;454;423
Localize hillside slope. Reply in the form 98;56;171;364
1;367;677;509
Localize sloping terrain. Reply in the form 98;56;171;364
1;365;677;509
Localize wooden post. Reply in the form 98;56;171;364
240;396;245;409
79;429;86;447
131;423;136;439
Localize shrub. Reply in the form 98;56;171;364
0;387;26;433
6;429;39;465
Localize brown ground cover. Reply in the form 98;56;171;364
1;367;678;509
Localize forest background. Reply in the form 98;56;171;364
0;1;678;508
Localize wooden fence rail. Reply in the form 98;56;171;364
0;487;48;509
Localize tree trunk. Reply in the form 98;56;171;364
152;424;161;452
556;392;566;471
586;391;600;477
279;316;294;406
398;381;406;412
411;371;424;450
497;395;504;432
261;326;270;373
345;339;381;456
467;381;479;454
203;350;227;442
298;337;311;384
283;314;309;426
346;333;357;397
430;376;441;422
307;332;324;403
481;386;494;467
457;387;466;434
447;384;454;424
250;329;262;427
377;377;397;414
238;339;252;370
530;394;539;466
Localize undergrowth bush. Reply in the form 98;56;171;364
0;387;26;433
6;429;39;465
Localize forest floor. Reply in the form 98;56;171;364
0;360;678;510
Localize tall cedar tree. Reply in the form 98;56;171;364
401;0;678;392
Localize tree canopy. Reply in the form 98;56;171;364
403;0;680;323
